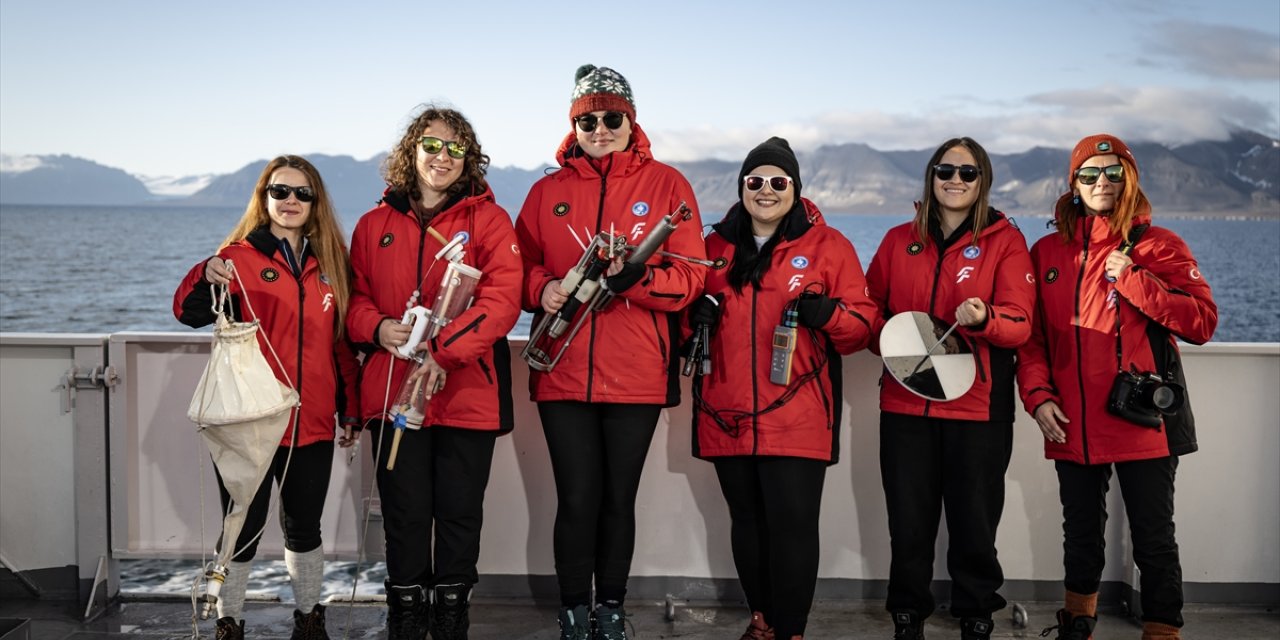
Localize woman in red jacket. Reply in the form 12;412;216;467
514;64;706;640
692;137;875;640
1018;134;1216;640
865;137;1035;640
174;155;360;640
345;106;522;640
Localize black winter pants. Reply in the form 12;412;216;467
370;421;497;588
880;412;1012;619
714;456;826;639
216;440;334;561
539;401;661;607
1056;456;1183;628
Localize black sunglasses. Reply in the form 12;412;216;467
575;111;626;132
933;164;982;183
265;184;315;203
419;136;467;159
1075;164;1125;185
743;175;793;192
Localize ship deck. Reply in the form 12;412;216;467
2;596;1278;639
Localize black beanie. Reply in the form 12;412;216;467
738;136;802;201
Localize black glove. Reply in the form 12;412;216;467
795;293;838;329
605;262;647;294
687;294;723;330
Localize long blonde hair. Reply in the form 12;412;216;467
220;155;351;339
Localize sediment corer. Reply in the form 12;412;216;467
682;294;719;377
201;564;228;619
522;202;694;373
387;229;482;470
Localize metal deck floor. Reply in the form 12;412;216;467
2;597;1277;639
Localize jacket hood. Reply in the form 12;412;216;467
380;183;496;221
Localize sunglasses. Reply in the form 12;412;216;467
1075;164;1125;185
743;175;793;192
574;111;626;132
265;184;315;203
933;164;982;183
419;136;467;159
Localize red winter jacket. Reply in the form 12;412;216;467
866;210;1036;422
346;188;522;432
1017;212;1216;464
174;227;361;447
693;199;875;463
515;124;707;405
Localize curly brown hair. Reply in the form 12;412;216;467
381;105;491;202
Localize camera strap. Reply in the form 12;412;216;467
1112;223;1151;371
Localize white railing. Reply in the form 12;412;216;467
2;333;1277;606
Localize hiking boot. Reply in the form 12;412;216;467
591;603;630;640
740;611;775;640
891;610;925;640
960;617;993;640
1141;621;1181;639
214;616;244;640
1039;609;1096;639
558;604;591;640
431;583;472;640
291;603;329;640
386;582;430;640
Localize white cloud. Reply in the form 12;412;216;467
649;86;1279;161
0;154;44;173
1146;20;1280;81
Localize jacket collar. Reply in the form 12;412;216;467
712;197;825;244
246;225;312;265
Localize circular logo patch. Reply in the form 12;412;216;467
454;231;470;245
1045;267;1059;283
791;256;810;269
1189;267;1201;280
261;268;279;282
712;257;729;270
553;202;570;217
963;246;981;259
906;242;923;256
631;202;650;216
380;233;394;247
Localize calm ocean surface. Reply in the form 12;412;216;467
0;204;1276;342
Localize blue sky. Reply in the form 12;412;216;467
1;0;1277;179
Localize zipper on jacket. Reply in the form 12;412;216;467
1074;220;1092;464
478;357;493;385
751;287;760;455
585;170;609;402
290;268;306;447
921;245;947;418
649;310;667;366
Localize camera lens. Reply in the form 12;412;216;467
1152;385;1178;411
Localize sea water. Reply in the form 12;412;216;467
1;204;1275;341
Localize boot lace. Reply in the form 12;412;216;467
592;605;633;640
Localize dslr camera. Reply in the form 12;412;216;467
1106;369;1184;429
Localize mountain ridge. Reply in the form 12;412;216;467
3;131;1276;218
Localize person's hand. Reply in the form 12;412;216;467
408;352;447;398
378;319;414;358
1034;401;1069;444
205;257;233;285
541;280;569;314
688;294;723;330
1105;250;1134;281
955;297;987;327
795;293;838;329
605;259;646;294
337;424;359;448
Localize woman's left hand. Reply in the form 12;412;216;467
1105;250;1133;281
408;353;447;398
955;297;987;327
